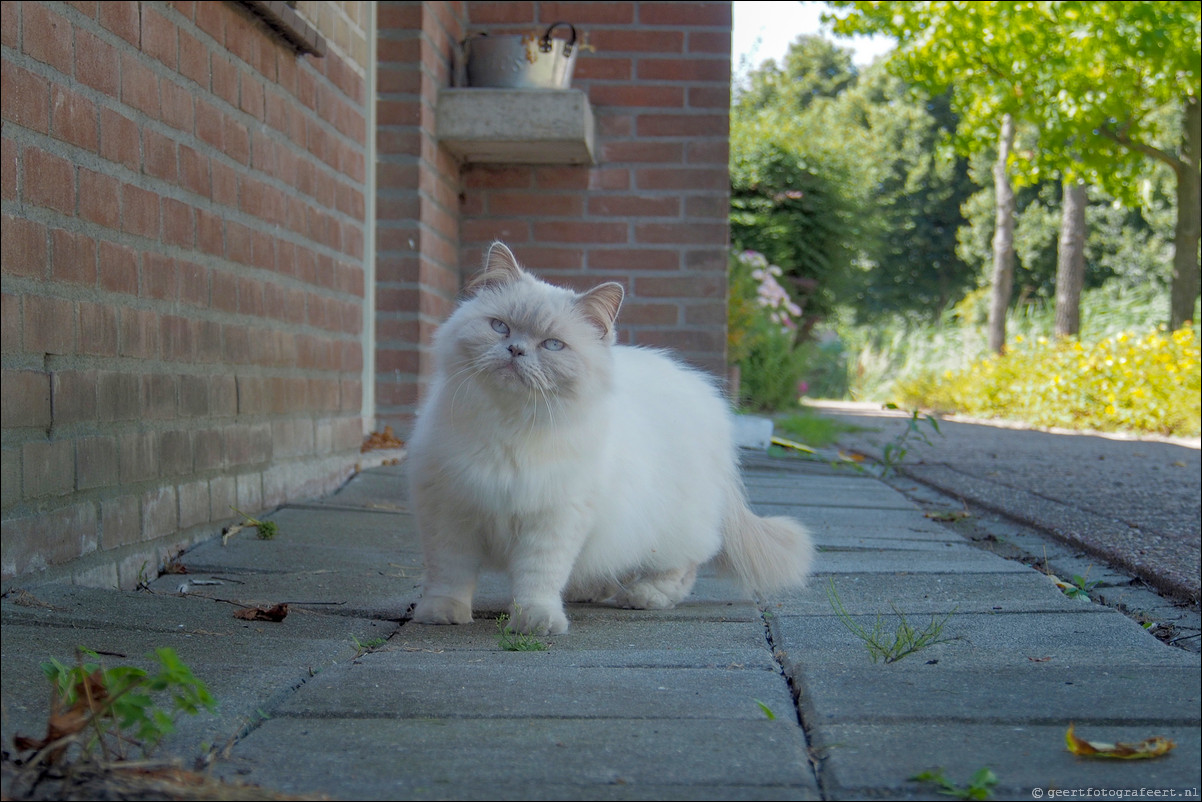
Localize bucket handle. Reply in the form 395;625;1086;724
538;22;577;57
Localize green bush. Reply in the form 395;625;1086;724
728;250;809;411
893;325;1201;437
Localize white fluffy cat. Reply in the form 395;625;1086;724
407;242;814;635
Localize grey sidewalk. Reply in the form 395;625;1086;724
2;451;1200;800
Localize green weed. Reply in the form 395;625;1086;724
20;647;216;762
496;612;550;652
911;766;998;800
826;579;956;663
1060;571;1101;601
229;506;278;540
351;635;388;658
879;404;942;477
754;699;777;720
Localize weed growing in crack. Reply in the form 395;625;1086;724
826;579;957;663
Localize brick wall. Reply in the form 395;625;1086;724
375;1;733;429
1;1;371;589
2;0;734;587
458;2;732;375
374;0;464;430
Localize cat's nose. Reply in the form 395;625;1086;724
508;343;525;357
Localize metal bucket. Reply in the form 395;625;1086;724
463;22;579;89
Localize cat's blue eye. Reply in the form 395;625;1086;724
541;338;565;351
490;318;509;335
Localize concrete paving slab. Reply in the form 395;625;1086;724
145;565;422;620
745;483;918;509
179;506;418;574
4;444;1198;802
791;663;1200;725
308;465;410;507
752;504;959;538
275;660;797;721
814;535;973;552
0;615;392;759
215;717;818;801
761;571;1098;615
812;722;1202;800
388;614;773;662
768;610;1200;668
809;547;1033;575
754;505;961;543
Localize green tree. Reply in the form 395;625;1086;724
732;38;976;323
735;34;858;113
825;65;977;319
831;1;1201;330
730;39;873;317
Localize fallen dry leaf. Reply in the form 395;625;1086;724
362;426;404;452
14;668;110;759
234;603;289;622
1066;723;1176;759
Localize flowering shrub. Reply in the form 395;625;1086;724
745;252;803;330
728;250;809;410
893;326;1201;437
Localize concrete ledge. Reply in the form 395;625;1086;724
436;88;596;165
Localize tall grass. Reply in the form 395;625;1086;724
824;285;1201;438
842;283;1179;401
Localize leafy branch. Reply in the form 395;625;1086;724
14;647;216;765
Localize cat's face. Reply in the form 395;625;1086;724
435;243;624;403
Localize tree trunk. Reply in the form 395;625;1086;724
1170;94;1200;328
1055;180;1087;337
988;113;1016;354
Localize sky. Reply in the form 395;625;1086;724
731;1;895;80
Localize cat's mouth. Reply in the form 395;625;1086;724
493;356;538;390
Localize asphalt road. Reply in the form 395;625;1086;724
808;401;1201;606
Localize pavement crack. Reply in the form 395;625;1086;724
758;600;829;799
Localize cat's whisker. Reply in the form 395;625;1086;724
445;356;492;420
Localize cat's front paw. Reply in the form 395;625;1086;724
412;595;473;625
510;601;569;635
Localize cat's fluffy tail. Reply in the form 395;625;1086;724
717;482;815;592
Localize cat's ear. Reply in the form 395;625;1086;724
462;241;525;298
577;282;624;340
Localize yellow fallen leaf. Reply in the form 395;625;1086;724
1065;723;1175;759
771;436;815;453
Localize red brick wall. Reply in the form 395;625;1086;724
1;1;370;588
459;1;732;376
374;1;464;430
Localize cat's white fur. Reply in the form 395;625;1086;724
408;242;814;634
